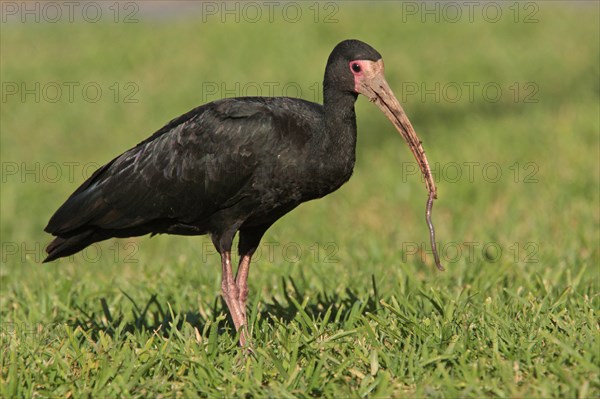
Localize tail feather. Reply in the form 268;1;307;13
43;230;107;263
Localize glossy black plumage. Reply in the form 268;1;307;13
46;96;351;258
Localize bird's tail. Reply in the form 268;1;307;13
43;229;108;263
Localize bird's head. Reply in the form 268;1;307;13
326;39;437;198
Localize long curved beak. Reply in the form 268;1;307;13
356;59;444;271
356;60;437;198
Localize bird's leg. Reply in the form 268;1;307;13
233;225;270;349
235;253;252;328
220;251;248;345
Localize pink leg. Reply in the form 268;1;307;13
235;254;252;320
220;251;247;346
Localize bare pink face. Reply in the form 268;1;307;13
348;59;386;96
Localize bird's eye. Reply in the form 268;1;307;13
351;63;361;73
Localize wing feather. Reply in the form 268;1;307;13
45;98;285;235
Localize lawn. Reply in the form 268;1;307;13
1;2;598;397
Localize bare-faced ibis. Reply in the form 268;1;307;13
44;40;442;346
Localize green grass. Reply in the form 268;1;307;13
1;2;598;397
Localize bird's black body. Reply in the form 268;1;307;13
45;96;354;260
45;40;382;262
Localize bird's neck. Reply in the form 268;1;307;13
322;88;358;152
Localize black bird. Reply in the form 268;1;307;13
44;40;439;346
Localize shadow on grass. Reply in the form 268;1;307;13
259;275;379;324
70;293;214;341
68;276;379;342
